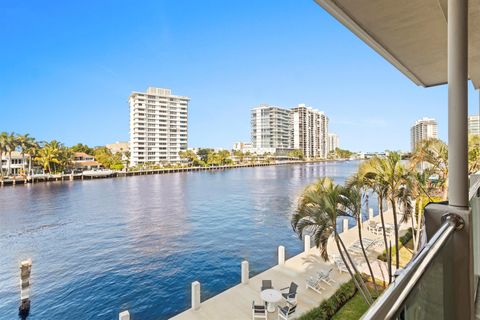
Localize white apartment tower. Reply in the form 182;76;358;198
410;117;438;151
129;87;189;166
468;115;480;135
328;133;339;153
251;105;293;149
291;104;329;159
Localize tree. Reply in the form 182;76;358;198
26;138;40;175
292;178;373;305
35;141;61;173
0;132;8;178
335;148;354;159
288;149;304;160
5;132;18;176
339;185;379;294
70;143;94;155
468;135;480;174
179;150;199;164
17;133;34;174
411;138;448;199
360;153;410;271
356;158;391;283
93;147;123;169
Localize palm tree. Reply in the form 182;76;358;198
356;159;392;283
35;141;61;173
16;133;34;175
292;177;373;305
359;153;409;271
339;185;379;294
5;132;18;177
26;139;40;176
0;132;8;178
411;139;448;199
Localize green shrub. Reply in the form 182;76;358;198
299;277;359;320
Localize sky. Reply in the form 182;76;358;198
1;0;479;152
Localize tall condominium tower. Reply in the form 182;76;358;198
410;117;438;151
251;105;293;149
328;133;339;153
129;87;189;166
468;115;480;135
291;104;329;159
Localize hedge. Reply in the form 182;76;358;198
298;277;358;320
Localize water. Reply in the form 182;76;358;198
0;161;364;320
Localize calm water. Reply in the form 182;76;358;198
0;161;364;320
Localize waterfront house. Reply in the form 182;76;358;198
72;152;101;171
1;151;28;176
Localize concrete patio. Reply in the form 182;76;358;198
170;208;410;320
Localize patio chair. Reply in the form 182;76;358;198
306;276;325;294
334;258;349;273
278;302;297;320
252;301;267;320
317;268;335;286
367;221;381;234
280;282;298;304
261;280;273;291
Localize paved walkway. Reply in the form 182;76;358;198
170;208;410;320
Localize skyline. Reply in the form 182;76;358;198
1;0;479;152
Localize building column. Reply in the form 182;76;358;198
447;0;469;207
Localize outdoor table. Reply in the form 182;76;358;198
260;289;282;313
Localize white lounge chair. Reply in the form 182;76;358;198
306;276;325;294
317;268;336;286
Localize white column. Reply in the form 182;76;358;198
119;311;130;320
343;219;349;232
304;235;311;254
368;208;374;220
278;245;285;265
191;281;201;310
448;0;468;207
241;261;249;284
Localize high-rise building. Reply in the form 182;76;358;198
410;117;438;151
291;104;329;159
129;87;189;166
328;133;339;153
468;115;480;135
251;105;293;149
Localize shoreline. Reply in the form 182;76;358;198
0;159;351;187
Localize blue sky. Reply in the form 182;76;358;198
1;0;478;152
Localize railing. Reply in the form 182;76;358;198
361;214;461;319
361;179;480;320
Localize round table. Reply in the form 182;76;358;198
260;289;282;313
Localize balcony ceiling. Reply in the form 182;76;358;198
315;0;480;88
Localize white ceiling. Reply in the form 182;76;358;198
315;0;480;89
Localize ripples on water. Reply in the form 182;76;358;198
0;161;366;319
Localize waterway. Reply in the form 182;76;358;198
0;161;366;319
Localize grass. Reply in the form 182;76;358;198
378;228;415;267
331;281;385;320
331;291;371;320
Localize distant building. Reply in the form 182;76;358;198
251;105;293;150
73;152;101;171
328;133;339;153
468;115;480;135
1;151;28;175
291;104;329;159
106;141;129;155
129;87;189;166
410;117;438;151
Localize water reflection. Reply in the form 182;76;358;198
0;161;361;320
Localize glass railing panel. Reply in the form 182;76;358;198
391;230;454;319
